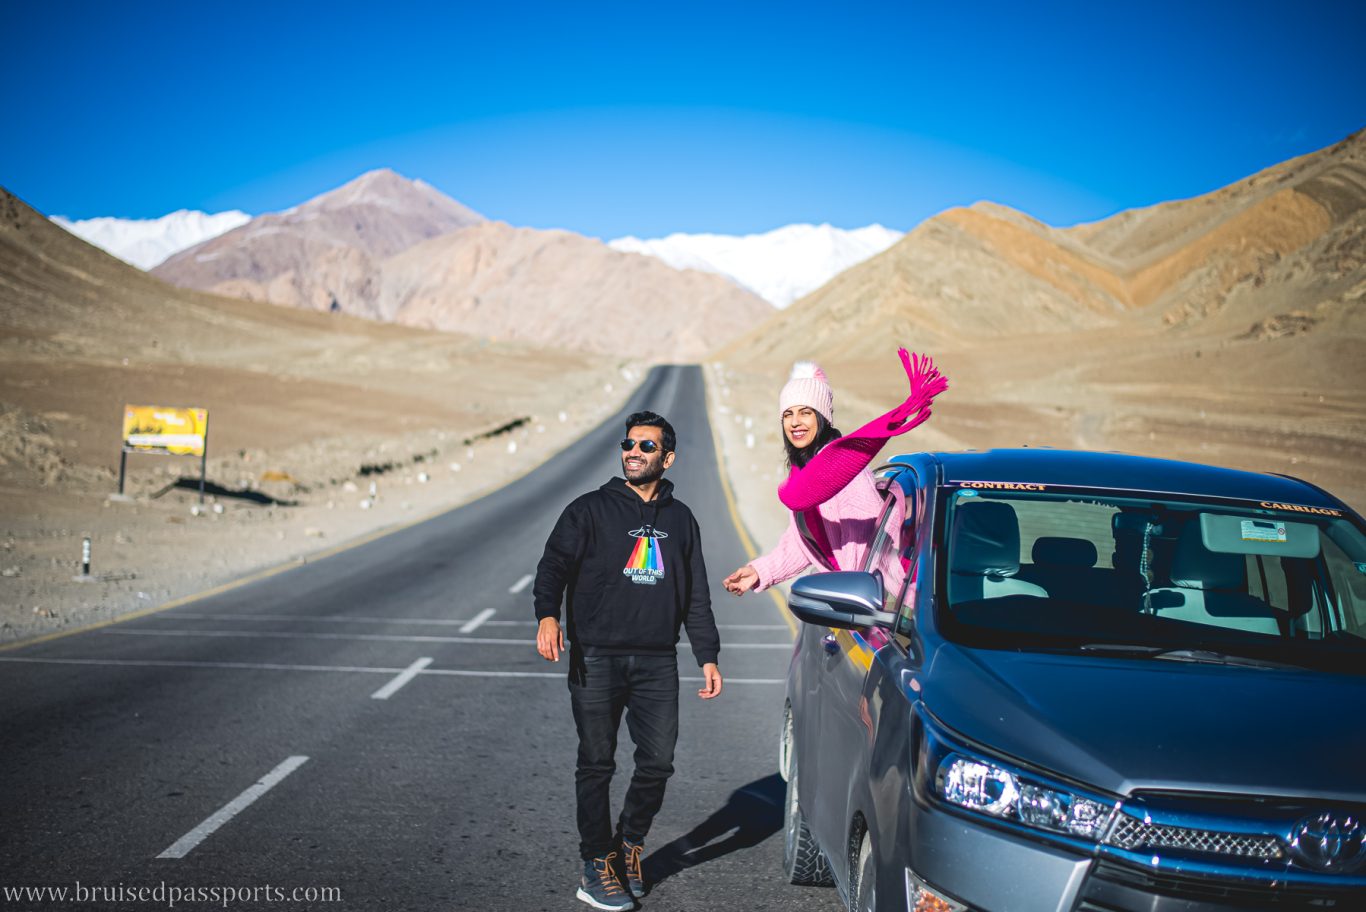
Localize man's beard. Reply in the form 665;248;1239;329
624;458;665;484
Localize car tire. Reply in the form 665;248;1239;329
853;833;876;912
783;745;833;886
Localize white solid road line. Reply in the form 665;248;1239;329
161;612;788;633
459;608;496;634
104;628;532;645
370;657;433;700
102;628;794;649
714;624;793;631
482;621;790;631
508;574;534;595
157;755;309;859
0;656;401;673
171;612;474;627
0;656;783;684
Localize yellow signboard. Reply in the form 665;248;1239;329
122;405;209;456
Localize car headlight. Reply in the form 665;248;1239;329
920;714;1118;846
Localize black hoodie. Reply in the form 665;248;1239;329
534;477;720;666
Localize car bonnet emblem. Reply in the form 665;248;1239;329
1290;812;1366;872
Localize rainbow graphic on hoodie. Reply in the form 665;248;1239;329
623;525;668;585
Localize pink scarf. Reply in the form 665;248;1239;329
779;349;948;512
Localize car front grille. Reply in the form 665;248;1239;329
1105;813;1284;860
1082;860;1362;911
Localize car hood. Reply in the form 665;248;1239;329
921;644;1366;802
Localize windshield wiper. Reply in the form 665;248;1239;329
1078;644;1289;669
1151;649;1290;670
1078;643;1163;655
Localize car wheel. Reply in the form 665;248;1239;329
783;744;833;886
853;833;876;912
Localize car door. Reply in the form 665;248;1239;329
862;468;933;893
808;472;908;862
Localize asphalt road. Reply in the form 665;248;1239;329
0;366;842;912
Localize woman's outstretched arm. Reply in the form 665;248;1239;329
778;349;947;512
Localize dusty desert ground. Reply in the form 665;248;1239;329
0;376;633;646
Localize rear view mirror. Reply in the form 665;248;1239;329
789;571;896;630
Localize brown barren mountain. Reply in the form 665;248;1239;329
155;171;774;360
0;185;623;642
153;168;484;314
377;220;774;358
717;130;1366;518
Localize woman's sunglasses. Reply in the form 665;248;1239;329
620;438;660;453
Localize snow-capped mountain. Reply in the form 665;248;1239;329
608;223;904;308
51;209;252;270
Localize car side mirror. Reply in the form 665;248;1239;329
789;571;897;630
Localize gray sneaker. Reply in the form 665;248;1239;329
577;853;633;911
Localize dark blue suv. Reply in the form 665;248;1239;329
780;448;1366;911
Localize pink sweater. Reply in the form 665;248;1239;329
750;469;906;594
749;349;947;595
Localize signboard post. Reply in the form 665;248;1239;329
119;406;210;504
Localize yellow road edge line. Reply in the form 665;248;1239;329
701;364;797;639
0;379;645;656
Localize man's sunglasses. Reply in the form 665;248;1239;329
620;438;660;453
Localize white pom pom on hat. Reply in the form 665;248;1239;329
779;360;834;424
788;361;827;382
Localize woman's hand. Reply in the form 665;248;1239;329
723;565;759;596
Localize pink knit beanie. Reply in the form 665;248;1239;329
779;361;834;424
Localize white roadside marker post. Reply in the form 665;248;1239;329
73;537;99;582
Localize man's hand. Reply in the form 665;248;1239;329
723;565;758;596
698;663;723;700
536;617;565;662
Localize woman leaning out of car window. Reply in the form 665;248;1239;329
721;349;947;599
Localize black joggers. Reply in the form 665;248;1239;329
568;653;679;860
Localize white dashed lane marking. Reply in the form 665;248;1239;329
157;755;309;859
370;657;433;700
458;609;496;633
508;574;534;595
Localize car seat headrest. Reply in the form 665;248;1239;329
951;501;1022;577
1032;536;1098;568
1169;523;1246;591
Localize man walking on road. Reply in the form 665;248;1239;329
535;410;723;911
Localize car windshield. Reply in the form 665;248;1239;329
939;488;1366;673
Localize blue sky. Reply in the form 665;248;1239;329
3;0;1363;238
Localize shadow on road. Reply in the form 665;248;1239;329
644;773;784;887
